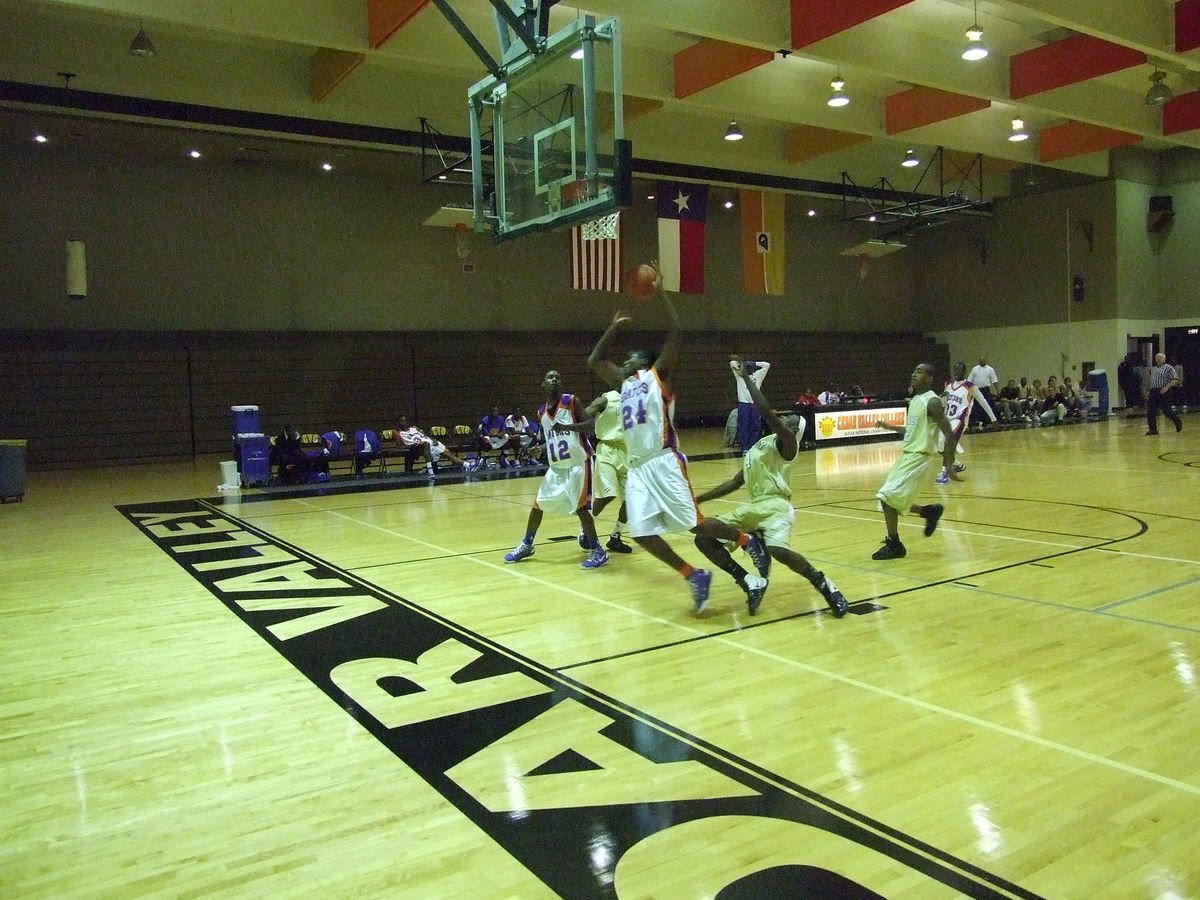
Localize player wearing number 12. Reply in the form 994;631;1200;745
503;370;608;569
587;261;771;613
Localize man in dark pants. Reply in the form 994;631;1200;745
1146;353;1183;435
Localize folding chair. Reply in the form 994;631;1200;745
352;429;384;476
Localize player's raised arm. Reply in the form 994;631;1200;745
587;308;632;388
732;357;796;460
648;261;681;379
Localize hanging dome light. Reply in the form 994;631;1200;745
961;0;988;61
724;118;744;141
1145;70;1173;106
901;148;921;168
1008;118;1030;142
827;75;850;108
128;21;157;58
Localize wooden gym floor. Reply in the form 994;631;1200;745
2;415;1198;898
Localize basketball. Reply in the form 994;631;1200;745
627;263;657;298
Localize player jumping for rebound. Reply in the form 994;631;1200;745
694;359;849;617
587;262;771;613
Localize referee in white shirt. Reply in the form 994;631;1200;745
967;355;999;426
1146;352;1183;435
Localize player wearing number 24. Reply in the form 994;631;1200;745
586;260;774;614
502;369;610;570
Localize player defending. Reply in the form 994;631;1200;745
584;389;633;553
695;359;848;617
936;361;996;484
587;262;770;612
872;363;958;560
503;369;608;570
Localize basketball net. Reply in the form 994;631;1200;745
580;212;620;241
858;253;869;280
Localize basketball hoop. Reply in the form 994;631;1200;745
454;222;472;259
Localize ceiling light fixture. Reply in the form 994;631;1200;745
1145;69;1174;106
1008;118;1030;142
34;133;48;144
724;200;734;209
901;148;921;168
571;47;585;60
321;162;334;171
188;149;201;158
828;73;850;107
128;21;157;58
724;118;744;141
961;0;988;61
807;209;817;217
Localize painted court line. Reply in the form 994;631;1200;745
293;498;1200;802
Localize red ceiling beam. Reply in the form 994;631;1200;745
1178;0;1200;53
885;87;990;134
1164;90;1200;136
1010;34;1145;99
369;0;429;50
1039;121;1141;163
791;0;916;49
674;39;773;99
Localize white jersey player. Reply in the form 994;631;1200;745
936;361;996;483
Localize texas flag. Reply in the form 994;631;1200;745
656;181;707;294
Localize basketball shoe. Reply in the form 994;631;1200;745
744;574;768;616
504;542;534;563
745;531;772;578
686;569;713;613
815;572;848;618
581;547;609;569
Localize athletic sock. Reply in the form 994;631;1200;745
523;531;535;545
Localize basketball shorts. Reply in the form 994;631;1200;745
717;495;795;549
593;441;627;501
625;449;701;538
876;450;936;513
535;463;591;517
936;417;966;454
430;440;447;461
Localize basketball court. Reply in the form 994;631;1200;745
5;416;1198;897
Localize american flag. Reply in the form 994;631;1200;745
569;211;622;292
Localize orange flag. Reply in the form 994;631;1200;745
740;190;786;295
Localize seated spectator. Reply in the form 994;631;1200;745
996;379;1023;421
1016;377;1038;418
1060;376;1085;418
269;425;310;485
847;384;866;402
479;405;516;467
817;384;841;405
505;406;538;465
1036;376;1068;426
306;429;342;477
395;415;471;475
796;387;819;406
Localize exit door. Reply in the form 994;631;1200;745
1165;326;1200;407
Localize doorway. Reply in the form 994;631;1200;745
1165;326;1200;408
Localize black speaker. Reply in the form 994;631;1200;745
1148;195;1174;234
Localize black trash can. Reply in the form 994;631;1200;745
0;439;27;502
